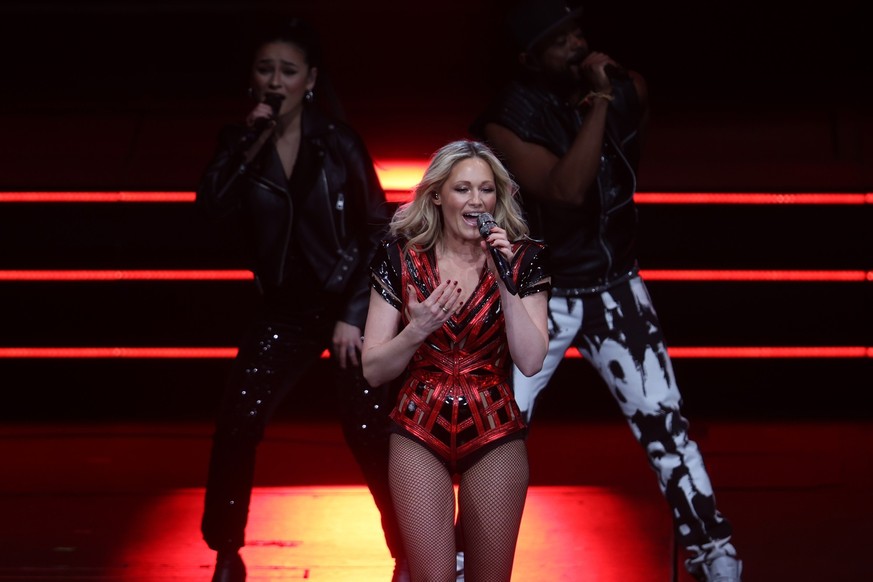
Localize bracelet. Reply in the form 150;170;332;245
578;90;614;108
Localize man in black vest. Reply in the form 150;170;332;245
471;1;743;580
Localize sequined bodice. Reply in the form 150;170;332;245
370;237;549;466
401;248;510;397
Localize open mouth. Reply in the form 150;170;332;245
462;212;482;228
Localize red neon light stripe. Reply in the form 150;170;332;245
0;270;255;281
633;192;869;205
0;347;240;358
0;347;869;359
639;270;870;282
387;191;873;205
0;191;195;203
388;191;873;205
2;178;870;205
1;190;867;205
561;346;872;359
665;346;871;358
1;269;868;282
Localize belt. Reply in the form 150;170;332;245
551;266;639;297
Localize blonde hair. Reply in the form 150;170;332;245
389;140;528;253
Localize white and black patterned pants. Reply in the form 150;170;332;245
513;274;738;569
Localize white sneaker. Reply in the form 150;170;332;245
701;555;742;582
455;551;465;581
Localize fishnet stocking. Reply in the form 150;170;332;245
389;434;529;582
458;439;529;582
390;434;457;582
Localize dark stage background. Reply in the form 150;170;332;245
0;0;870;423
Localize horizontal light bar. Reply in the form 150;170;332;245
0;189;387;204
563;347;873;359
1;270;868;282
3;190;869;205
0;191;196;202
0;347;869;359
0;347;241;358
634;192;871;205
638;270;872;282
663;346;872;359
2;155;871;207
0;270;255;281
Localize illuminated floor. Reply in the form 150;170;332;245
2;420;872;581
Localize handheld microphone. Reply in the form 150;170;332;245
240;93;285;149
477;212;517;295
260;92;285;125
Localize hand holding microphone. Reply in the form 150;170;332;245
477;212;517;295
578;50;626;92
240;93;285;150
253;93;285;128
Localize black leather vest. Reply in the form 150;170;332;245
474;77;643;288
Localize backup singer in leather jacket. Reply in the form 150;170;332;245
471;2;743;581
196;18;401;582
198;106;384;319
362;140;550;582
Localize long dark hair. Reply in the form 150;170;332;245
248;17;323;70
246;17;346;119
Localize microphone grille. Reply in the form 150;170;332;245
264;93;285;114
477;212;496;238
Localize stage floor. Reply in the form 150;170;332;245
2;419;871;581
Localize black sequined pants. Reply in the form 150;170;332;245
201;313;402;558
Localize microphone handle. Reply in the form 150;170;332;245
490;247;517;295
249;117;272;135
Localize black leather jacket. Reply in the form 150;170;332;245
472;76;643;289
197;107;390;329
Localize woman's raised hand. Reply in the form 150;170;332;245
403;280;462;336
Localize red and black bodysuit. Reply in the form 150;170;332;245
370;237;550;472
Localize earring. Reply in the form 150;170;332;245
304;89;314;104
247;87;255;99
432;192;440;200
